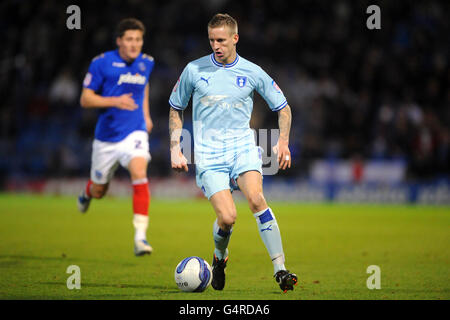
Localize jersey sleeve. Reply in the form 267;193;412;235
169;63;194;111
83;55;105;92
142;54;155;81
254;67;288;112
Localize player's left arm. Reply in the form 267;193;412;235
143;83;153;133
254;66;292;170
276;104;292;170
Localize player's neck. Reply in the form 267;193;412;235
117;48;137;63
216;51;237;66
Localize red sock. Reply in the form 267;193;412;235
132;180;150;216
85;180;93;198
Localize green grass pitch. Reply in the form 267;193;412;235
0;193;449;300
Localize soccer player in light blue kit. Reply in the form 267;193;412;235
77;18;154;256
169;14;297;292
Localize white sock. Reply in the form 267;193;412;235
254;207;286;274
213;219;232;260
133;214;149;242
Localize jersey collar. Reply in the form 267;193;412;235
115;49;141;65
210;53;239;68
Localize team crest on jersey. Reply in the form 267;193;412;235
236;76;247;88
138;62;146;72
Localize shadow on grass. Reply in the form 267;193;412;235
0;255;124;265
0;255;68;261
40;281;180;292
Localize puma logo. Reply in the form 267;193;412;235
261;225;273;232
200;76;211;85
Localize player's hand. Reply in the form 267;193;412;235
171;146;188;173
273;138;291;170
146;117;153;134
115;93;138;111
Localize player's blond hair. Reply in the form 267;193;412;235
207;13;238;35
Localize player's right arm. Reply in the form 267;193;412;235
168;64;194;173
169;107;188;172
80;88;138;110
80;53;137;110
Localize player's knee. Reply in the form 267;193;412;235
129;158;148;181
219;211;237;230
247;192;267;212
130;170;147;181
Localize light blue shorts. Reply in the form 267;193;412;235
196;146;263;199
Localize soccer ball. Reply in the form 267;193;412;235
174;256;212;292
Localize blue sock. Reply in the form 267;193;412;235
213;219;232;260
254;207;286;274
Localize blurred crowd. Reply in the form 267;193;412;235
0;0;448;185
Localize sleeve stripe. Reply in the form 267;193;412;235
272;100;288;112
169;99;184;110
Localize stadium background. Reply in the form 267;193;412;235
0;0;448;204
0;0;449;302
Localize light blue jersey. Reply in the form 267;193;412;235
169;53;288;198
